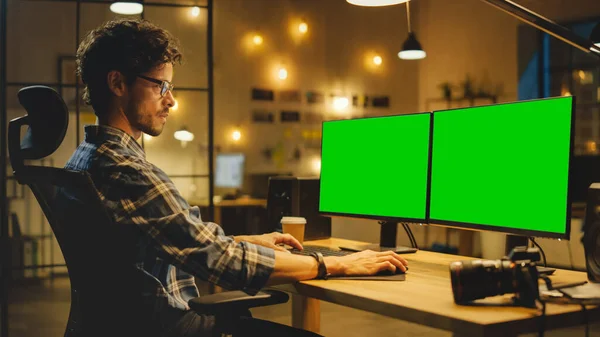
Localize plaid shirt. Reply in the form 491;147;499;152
65;125;275;314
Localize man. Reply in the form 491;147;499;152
68;18;408;337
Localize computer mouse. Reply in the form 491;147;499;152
376;267;407;276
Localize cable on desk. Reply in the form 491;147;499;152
400;223;412;248
530;237;547;267
403;223;415;248
409;224;418;249
402;223;418;249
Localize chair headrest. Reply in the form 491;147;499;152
13;86;69;161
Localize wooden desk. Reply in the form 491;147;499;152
188;198;267;224
275;238;599;337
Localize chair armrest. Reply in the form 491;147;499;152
188;289;289;316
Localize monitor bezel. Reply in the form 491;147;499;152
427;96;575;240
318;112;431;224
215;152;246;189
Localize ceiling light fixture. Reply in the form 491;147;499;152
591;22;600;48
109;2;143;15
346;0;409;7
398;1;426;60
174;127;194;147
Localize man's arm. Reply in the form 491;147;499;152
234;232;407;285
234;232;409;284
267;249;407;285
99;153;276;295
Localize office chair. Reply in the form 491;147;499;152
8;86;322;337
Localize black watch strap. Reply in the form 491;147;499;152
310;252;329;280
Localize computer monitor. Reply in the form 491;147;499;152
319;113;431;253
429;96;574;239
215;153;245;189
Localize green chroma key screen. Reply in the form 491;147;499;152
319;113;431;221
429;97;573;237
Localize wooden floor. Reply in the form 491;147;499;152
5;277;600;337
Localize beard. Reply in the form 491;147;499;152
126;99;166;137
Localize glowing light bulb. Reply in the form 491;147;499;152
232;130;241;141
312;157;321;174
398;50;426;60
174;129;194;142
191;6;200;17
172;100;179;111
278;67;288;80
299;22;308;34
333;96;349;111
143;134;153;142
347;0;410;6
109;2;143;15
174;128;194;148
253;35;263;45
373;55;382;65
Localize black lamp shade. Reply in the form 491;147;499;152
403;32;423;51
398;32;426;60
591;22;600;45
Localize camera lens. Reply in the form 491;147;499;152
450;259;515;303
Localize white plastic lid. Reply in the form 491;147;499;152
280;216;307;224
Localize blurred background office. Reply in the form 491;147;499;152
2;0;600;336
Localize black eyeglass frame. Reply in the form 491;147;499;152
137;74;174;97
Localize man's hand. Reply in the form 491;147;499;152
324;250;409;277
234;232;303;252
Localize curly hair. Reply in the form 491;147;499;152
76;19;183;117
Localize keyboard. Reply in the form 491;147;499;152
288;245;353;257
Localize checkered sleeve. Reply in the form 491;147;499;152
97;146;275;295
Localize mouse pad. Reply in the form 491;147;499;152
328;274;406;281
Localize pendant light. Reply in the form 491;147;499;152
398;1;426;60
347;0;409;6
591;22;600;48
109;2;143;15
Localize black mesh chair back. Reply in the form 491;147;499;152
8;86;154;337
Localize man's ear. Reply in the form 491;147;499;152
107;70;127;97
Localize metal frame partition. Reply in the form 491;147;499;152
0;1;215;336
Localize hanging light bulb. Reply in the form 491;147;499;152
191;6;200;17
253;34;264;45
312;157;322;175
333;96;349;111
278;67;288;80
347;0;409;6
110;2;144;15
398;1;426;60
172;99;179;111
299;21;308;34
373;55;383;65
232;129;242;142
174;127;194;148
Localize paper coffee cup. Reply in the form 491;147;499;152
281;216;307;244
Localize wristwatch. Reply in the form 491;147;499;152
310;252;330;280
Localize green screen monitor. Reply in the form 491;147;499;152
319;113;431;223
429;96;574;239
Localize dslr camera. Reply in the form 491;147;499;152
449;246;541;307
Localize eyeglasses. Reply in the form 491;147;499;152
137;74;174;97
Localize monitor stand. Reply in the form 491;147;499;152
338;221;418;254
